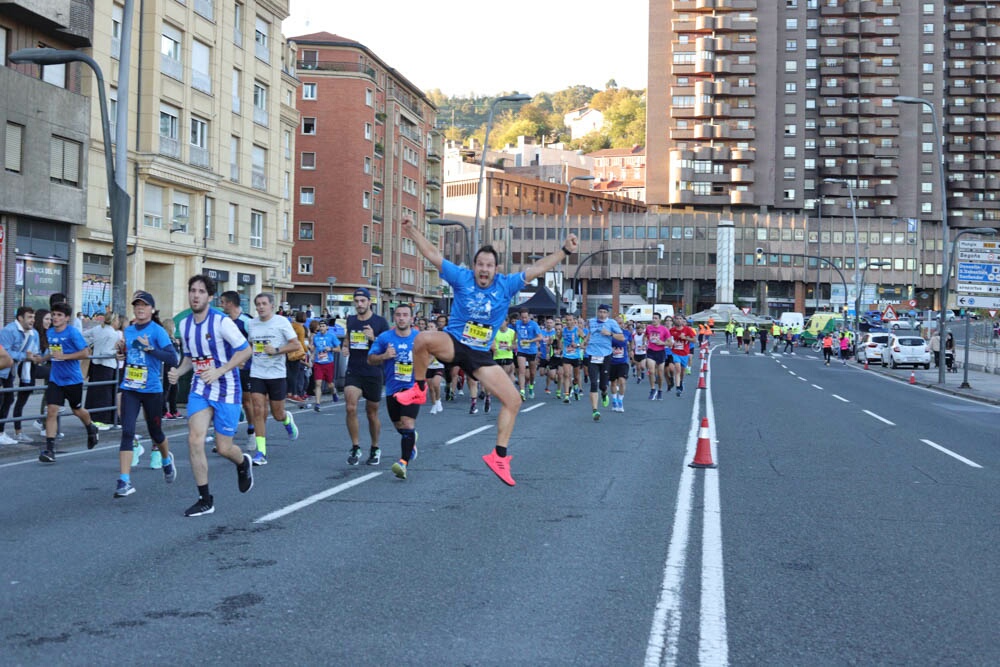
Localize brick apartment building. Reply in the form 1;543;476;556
287;32;441;316
589;145;647;202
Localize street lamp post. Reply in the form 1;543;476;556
571;245;662;317
815;199;823;312
326;276;337;316
428;218;472;265
557;174;594;318
10;48;131;316
946;228;997;388
472;94;531;252
823;178;860;333
893;96;949;384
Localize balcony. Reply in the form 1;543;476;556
193;71;211;94
255;41;269;64
731;167;754;182
190;145;210;168
253;106;268;127
425;204;441;217
425;178;441;190
251;168;266;191
159;136;180;159
426;149;442;162
730;190;754;205
730;149;755;161
161;55;182;81
297;60;376;79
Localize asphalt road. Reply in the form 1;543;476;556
1;350;997;665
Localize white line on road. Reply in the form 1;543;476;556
798;377;808;382
253;472;382;523
700;362;729;666
812;384;824;390
920;439;983;468
0;443;120;469
788;371;796;376
832;394;850;403
520;403;545;413
863;410;896;426
445;424;493;445
645;383;701;667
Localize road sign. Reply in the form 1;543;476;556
741;307;750;315
990;309;998;319
908;299;917;308
882;305;898;320
957;283;1000;295
959;239;999;251
956;295;1000;309
957;262;1000;283
958;250;998;262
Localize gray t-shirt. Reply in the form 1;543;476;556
84;324;122;369
247;315;297;380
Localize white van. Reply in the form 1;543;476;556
624;304;675;323
779;312;804;330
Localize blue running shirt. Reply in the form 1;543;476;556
47;325;87;386
440;259;526;352
121;321;174;393
369;328;419;396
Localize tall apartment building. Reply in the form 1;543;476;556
1;0;93;312
287;32;441;316
60;0;300;318
646;0;1000;312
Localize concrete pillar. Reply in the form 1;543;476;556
611;277;620;315
716;218;735;304
794;281;806;313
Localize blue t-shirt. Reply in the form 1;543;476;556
121;321;174;393
539;328;556;360
585;317;623;359
562;326;584;360
611;329;632;365
47;325;88;386
369;328;418;396
312;331;340;365
440;259;526;352
515;319;542;355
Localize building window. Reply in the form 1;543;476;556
171;192;190;233
365;89;373;106
301;152;316;169
298;256;313;274
364;123;373;140
232;68;241;113
250;210;263;248
192;40;211;93
233;2;243;46
300;187;315;204
362;225;370;243
5;123;23;173
299;221;314;240
302;82;317;100
363;191;371;209
111;5;123;59
189;116;209;167
48;136;81;186
302;117;316;135
230;136;240;181
250;144;266;190
784;146;796;158
228;203;237;242
785;60;797;72
363;156;371;174
204;196;214;239
254;16;270;63
160;23;183;80
252;82;268;126
143;183;164;228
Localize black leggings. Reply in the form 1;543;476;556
823;347;833;362
588;358;611;394
119;391;166;451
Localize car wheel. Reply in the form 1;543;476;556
924;363;931;370
891;358;899;369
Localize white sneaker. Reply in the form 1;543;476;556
15;432;33;443
131;442;145;468
0;433;16;445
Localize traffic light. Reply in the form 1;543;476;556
756;247;765;265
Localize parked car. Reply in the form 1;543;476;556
857;333;891;365
880;334;932;369
888;318;916;331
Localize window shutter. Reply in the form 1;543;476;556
63;139;81;184
50;137;63;180
5;123;22;172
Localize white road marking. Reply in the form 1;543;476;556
920;439;983;468
798;377;808;382
645;384;701;666
520;403;545;413
832;394;850;403
254;472;382;523
863;410;896;426
0;443;120;469
788;371;796;376
445;424;493;445
812;384;824;390
700;363;729;666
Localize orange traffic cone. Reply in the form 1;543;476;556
701;358;708;373
864;359;869;370
697;370;707;389
689;418;717;468
909;371;916;385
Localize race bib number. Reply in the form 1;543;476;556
317;351;329;363
461;322;492;346
49;344;63;355
394;362;413;382
253;340;266;355
123;364;148;390
520;339;530;348
499;340;509;350
612;347;625;358
590;356;605;364
192;356;213;375
349;331;369;350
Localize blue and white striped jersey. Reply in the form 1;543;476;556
179;310;249;404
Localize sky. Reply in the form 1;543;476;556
282;0;649;97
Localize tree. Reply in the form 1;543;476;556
603;92;646;148
551;85;599;115
572;130;611;154
444;126;465;142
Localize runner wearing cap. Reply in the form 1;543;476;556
392;218;579;486
341;287;389;466
112;290;178;498
583;305;625;421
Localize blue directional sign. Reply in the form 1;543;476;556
957;262;1000;283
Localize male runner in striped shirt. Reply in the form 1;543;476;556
168;274;254;517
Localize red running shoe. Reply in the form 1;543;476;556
482;449;516;486
394;383;427;406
